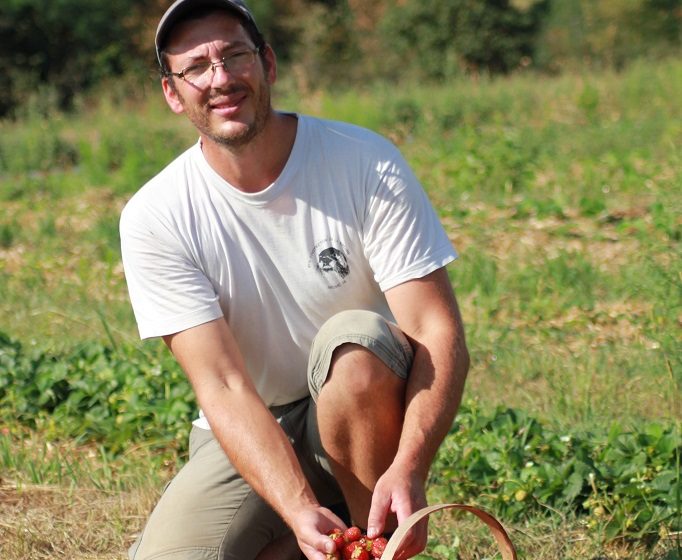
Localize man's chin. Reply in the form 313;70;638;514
207;122;257;148
208;110;271;149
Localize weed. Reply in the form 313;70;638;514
0;220;18;248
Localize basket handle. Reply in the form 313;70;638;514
381;503;517;560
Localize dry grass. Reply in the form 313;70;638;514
424;508;681;560
0;480;155;560
0;431;172;560
1;458;679;560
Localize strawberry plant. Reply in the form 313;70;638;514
1;329;679;547
429;403;681;542
0;332;195;453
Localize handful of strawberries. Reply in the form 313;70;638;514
326;526;388;560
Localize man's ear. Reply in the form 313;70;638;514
162;77;185;115
263;44;277;85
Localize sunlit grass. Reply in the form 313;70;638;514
0;59;680;559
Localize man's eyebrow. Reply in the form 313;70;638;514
220;41;256;53
181;41;254;64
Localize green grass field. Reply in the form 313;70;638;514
0;59;680;559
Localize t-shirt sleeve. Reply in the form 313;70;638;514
119;198;224;339
362;144;457;291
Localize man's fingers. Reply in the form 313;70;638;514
293;505;350;560
366;486;391;538
300;533;335;560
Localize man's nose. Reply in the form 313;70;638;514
210;61;234;87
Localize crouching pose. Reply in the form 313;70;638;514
120;1;469;559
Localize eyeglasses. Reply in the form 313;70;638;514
167;47;260;87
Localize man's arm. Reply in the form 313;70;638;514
367;266;470;559
163;318;343;560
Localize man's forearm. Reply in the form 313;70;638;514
202;385;319;524
196;381;346;560
394;328;469;481
165;319;320;526
383;268;470;482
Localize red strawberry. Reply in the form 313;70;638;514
359;536;373;551
344;526;362;543
343;542;356;560
328;528;345;550
325;553;341;560
371;536;388;558
343;541;369;560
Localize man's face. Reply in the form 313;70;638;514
161;12;275;149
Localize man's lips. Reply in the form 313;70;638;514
209;90;248;114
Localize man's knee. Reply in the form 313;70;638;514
328;343;398;397
307;310;413;401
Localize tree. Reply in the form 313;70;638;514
283;0;362;90
0;0;154;116
534;0;682;71
378;0;549;81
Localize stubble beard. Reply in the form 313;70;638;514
179;80;272;150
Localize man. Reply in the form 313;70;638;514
119;1;470;559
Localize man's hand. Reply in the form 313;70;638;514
290;505;348;560
366;462;428;560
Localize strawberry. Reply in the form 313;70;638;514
371;536;388;558
343;526;363;543
325;553;341;560
342;542;356;560
358;536;373;551
328;528;346;550
343;541;369;560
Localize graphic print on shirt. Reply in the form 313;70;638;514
309;239;351;289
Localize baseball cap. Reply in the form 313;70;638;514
155;0;263;67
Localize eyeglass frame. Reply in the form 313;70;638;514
163;46;262;86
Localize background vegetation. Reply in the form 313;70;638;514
1;0;681;115
0;1;680;559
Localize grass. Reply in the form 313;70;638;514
0;58;680;558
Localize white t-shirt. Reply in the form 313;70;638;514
120;115;457;417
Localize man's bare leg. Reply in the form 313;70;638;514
316;344;406;529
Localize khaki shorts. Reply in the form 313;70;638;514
129;309;413;560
